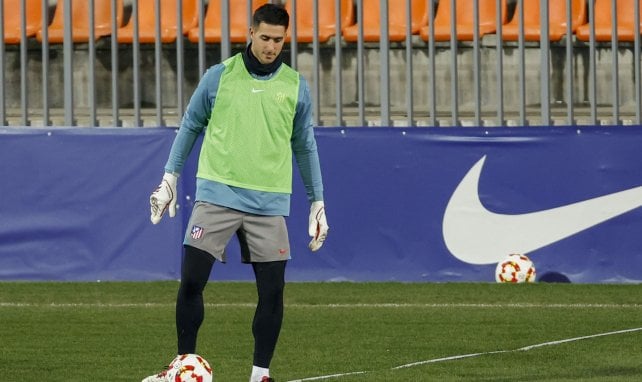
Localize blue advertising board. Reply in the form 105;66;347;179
1;126;641;283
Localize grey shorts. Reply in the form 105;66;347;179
183;201;291;263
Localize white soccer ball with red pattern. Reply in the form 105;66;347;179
167;354;213;382
495;254;536;283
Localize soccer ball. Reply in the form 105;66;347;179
495;254;536;283
167;354;213;382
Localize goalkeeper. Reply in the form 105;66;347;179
142;4;328;382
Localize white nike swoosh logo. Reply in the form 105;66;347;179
442;155;642;265
251;88;265;93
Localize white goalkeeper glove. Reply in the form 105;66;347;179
308;201;329;251
150;172;178;224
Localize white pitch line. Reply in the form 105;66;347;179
287;327;642;381
514;327;642;352
393;326;642;369
1;302;641;309
286;371;369;382
302;303;642;309
0;302;257;308
392;350;509;369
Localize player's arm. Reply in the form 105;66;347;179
165;65;224;174
150;65;224;224
292;76;328;250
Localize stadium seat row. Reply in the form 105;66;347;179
3;0;642;45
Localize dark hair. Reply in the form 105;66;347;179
253;3;290;30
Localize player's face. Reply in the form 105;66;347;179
250;22;287;65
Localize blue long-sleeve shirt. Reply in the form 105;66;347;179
164;61;324;216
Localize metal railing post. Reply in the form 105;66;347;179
0;1;4;126
565;0;574;125
89;0;97;126
155;0;163;126
176;0;185;121
449;0;459;126
588;0;597;125
379;0;390;126
473;0;481;126
540;0;550;126
495;0;504;126
221;0;230;60
405;0;414;126
428;0;436;126
518;0;526;125
334;0;343;125
63;0;74;126
633;1;642;125
41;0;50;126
313;0;321;126
20;0;29;125
610;0;619;125
132;0;141;126
111;0;120;126
357;0;365;126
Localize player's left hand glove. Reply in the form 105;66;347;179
308;201;328;251
150;172;178;224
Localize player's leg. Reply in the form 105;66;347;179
142;203;241;382
237;214;289;382
252;260;287;368
177;202;244;354
142;248;214;382
176;245;216;354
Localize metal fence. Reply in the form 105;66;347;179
1;0;641;127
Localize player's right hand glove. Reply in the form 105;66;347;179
150;172;178;224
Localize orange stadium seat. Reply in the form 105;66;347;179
36;0;124;43
3;0;43;44
576;0;642;42
420;0;508;42
502;0;587;41
285;0;354;43
342;0;428;42
187;0;268;43
117;0;198;43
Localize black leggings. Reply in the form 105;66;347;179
176;245;286;368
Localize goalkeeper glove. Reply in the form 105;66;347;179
150;172;178;224
308;201;329;251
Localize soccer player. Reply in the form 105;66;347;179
142;4;329;382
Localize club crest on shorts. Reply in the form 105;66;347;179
190;225;204;240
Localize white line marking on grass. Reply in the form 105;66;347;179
1;302;641;309
515;327;642;352
0;302;257;308
286;327;642;381
392;327;642;369
393;350;510;369
304;303;642;309
286;371;369;381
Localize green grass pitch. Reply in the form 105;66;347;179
1;282;641;381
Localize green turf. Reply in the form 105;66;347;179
0;282;641;381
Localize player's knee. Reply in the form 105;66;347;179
178;270;209;299
255;262;286;299
179;246;214;298
179;278;205;297
259;282;284;302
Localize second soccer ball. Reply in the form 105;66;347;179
495;253;536;283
